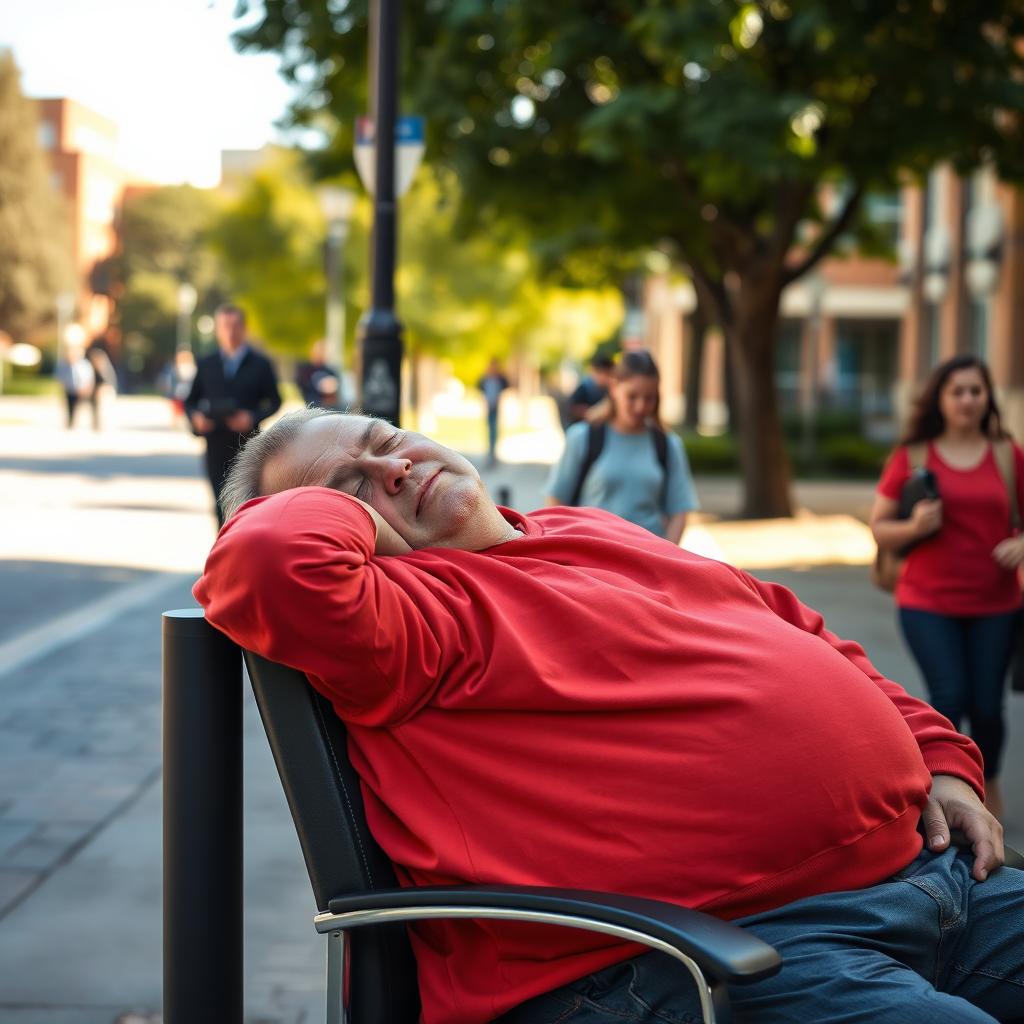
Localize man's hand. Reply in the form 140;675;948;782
353;497;413;556
226;410;255;434
922;774;1003;881
190;411;214;435
992;536;1024;570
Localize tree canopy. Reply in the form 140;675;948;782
235;0;1024;513
0;52;73;342
112;185;226;369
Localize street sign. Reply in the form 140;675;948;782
354;115;425;197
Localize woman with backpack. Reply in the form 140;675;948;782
545;349;698;543
870;354;1024;817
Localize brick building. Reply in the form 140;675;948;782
643;169;1024;441
34;98;129;340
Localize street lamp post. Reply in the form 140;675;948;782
177;283;197;354
317;186;357;404
359;0;404;426
801;273;826;467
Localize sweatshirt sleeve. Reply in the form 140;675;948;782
732;568;985;796
192;486;458;727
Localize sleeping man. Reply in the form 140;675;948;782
194;407;1024;1024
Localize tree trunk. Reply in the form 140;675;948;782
683;307;706;431
727;280;794;519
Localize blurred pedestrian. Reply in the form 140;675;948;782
55;341;95;429
184;304;282;527
870;354;1024;818
159;349;197;427
477;358;509;467
568;353;614;425
546;350;698;544
85;342;117;430
296;339;341;409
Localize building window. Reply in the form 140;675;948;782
38;120;56;150
864;192;903;251
922;302;941;370
774;319;803;412
967;299;989;361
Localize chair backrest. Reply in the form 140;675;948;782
243;651;421;1024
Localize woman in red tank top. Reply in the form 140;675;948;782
870;355;1024;818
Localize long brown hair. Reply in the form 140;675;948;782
901;353;1006;444
591;349;664;430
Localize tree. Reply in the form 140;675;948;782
207;150;620;376
235;0;1024;516
207;151;328;358
0;52;73;341
114;185;226;368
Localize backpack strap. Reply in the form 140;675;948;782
569;421;607;506
993;437;1021;531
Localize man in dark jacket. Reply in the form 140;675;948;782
184;303;281;526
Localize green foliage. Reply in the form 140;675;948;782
233;0;1024;286
678;431;740;474
114;185;227;365
678;427;887;478
397;168;622;382
207;150;329;357
810;435;888;477
232;1;1024;511
0;53;74;340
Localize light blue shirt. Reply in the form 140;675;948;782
547;422;699;538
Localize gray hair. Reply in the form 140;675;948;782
220;406;339;521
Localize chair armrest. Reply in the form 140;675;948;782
321;885;781;986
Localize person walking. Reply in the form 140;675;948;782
85;342;117;430
870;354;1024;818
567;353;614;424
546;350;698;544
55;341;95;429
184;303;281;527
295;339;342;409
477;358;509;467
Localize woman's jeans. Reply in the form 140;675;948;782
498;849;1024;1024
899;607;1018;778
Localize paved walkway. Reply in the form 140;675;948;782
0;394;1019;1023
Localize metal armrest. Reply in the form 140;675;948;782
321;885;778;984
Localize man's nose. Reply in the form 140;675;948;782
376;456;412;495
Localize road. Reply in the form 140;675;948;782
0;393;1020;1023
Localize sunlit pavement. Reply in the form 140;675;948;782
0;393;1020;1022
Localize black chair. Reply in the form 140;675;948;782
242;650;782;1024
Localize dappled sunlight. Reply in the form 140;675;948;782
683;513;876;571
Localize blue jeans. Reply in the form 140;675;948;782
899;608;1019;778
498;850;1024;1023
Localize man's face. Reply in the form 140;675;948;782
215;312;245;353
261;414;489;550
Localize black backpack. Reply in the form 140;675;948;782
568;422;669;507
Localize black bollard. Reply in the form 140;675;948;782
496;485;512;507
162;609;243;1024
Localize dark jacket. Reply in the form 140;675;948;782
184;346;281;440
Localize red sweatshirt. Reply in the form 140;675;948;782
194;487;984;1024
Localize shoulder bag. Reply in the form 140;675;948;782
871;442;935;592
